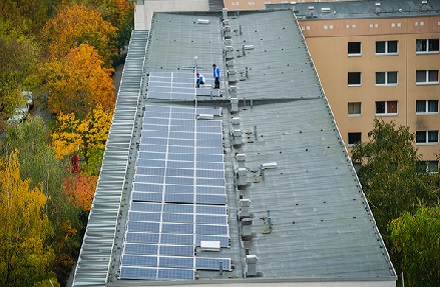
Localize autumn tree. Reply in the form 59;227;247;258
52;104;113;175
389;204;440;287
42;3;117;65
63;173;97;212
40;43;115;116
0;150;56;287
0;117;83;285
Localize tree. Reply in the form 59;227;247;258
0;150;56;287
389;204;440;287
351;119;429;233
52;104;113;175
63;172;97;212
0;22;38;126
40;43;115;116
42;3;117;65
1;117;83;285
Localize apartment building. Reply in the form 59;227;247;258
293;1;440;170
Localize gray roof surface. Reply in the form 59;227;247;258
74;8;397;286
289;0;440;20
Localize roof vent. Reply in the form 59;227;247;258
223;19;230;26
236;153;246;168
233;129;243;146
262;162;277;169
239;198;251;219
230;97;239;113
421;0;428;11
245;255;258;277
197;19;210;24
375;2;381;13
224;39;233;46
321;7;331;13
241;218;253;239
231;116;240;126
222;8;228;20
237;167;247;186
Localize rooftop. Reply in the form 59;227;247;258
272;0;440;20
73;9;396;287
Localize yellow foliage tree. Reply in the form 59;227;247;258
41;43;115;116
52;105;113;174
42;3;117;65
0;150;56;287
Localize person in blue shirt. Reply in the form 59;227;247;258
212;64;220;89
196;73;205;88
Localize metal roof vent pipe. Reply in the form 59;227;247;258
229;86;238;98
237;167;247;186
236;153;246;169
375;2;381;13
222;8;228;20
223;26;232;39
233;129;243;146
231;116;240;126
241;218;253;239
230;97;239;112
238;198;251;219
224;45;234;60
245;255;258;277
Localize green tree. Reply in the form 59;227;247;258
1;117;83;285
0;150;56;287
0;22;38;126
351;119;429;233
389;204;440;287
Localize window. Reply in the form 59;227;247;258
376;40;398;54
416;70;439;84
376;72;398;85
348;132;362;146
348;72;361;86
348;42;361;55
418;161;439;173
348;102;362;116
416;100;438;114
416;131;439;144
416;39;439;53
376;101;398;115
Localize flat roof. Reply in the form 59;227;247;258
275;0;440;20
73;9;396;287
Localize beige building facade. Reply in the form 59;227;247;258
297;13;440;168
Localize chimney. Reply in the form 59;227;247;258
375;2;381;13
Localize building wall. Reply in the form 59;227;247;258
299;16;440;162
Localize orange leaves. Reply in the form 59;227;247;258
63;173;97;212
42;3;117;64
41;43;115;116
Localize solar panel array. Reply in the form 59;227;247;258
147;72;196;100
120;105;231;280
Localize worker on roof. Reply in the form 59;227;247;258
196;73;205;88
212;64;220;89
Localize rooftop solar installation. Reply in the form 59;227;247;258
147;72;196;100
120;104;231;280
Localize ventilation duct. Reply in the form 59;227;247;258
241;218;253;239
231;116;240;126
223;26;232;39
231;97;239;113
224;45;234;60
237;167;247;186
229;86;238;98
233;129;243;146
245;255;258;277
197;19;210;24
375;2;381;13
222;8;228;20
236;153;246;168
239;198;251;219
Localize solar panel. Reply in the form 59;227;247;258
122;103;232;277
159;256;193;268
147;72;195;101
125;232;160;244
159;245;194;257
124;243;158;255
196;258;231;271
157;268;194;280
122;255;157;267
119;266;157;279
